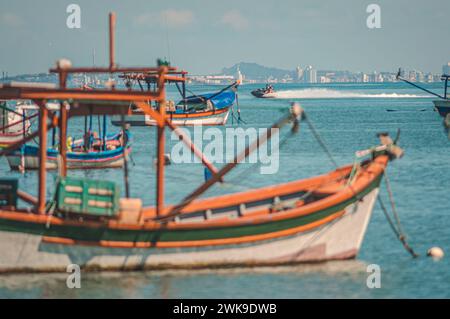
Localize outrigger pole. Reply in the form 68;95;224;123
396;68;446;99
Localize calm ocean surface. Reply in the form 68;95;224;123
0;82;449;298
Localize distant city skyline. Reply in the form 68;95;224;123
0;0;449;76
1;62;448;85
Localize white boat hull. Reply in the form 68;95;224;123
5;154;125;170
111;110;230;126
0;188;378;273
0;133;26;147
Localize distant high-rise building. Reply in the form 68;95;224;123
416;71;425;82
408;70;417;82
235;65;243;83
443;63;450;75
304;65;317;83
296;66;304;82
362;73;369;83
376;73;384;82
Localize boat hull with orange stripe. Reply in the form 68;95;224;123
0;155;388;273
111;107;230;126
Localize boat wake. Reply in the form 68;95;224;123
271;88;429;99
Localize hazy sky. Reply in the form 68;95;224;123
0;0;449;75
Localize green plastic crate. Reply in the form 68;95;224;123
0;179;18;207
56;177;120;217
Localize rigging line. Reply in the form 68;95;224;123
303;113;338;168
185;88;207;103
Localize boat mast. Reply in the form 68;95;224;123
109;13;116;69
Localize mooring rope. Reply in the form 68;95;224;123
383;171;405;234
377;173;419;258
302;113;338;168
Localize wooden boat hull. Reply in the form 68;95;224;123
111;108;230;126
5;146;130;170
433;99;450;117
0;188;377;272
0;131;26;148
0;155;388;273
0;105;30;148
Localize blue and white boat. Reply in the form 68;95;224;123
111;73;239;126
6;131;131;170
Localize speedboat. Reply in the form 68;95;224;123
251;85;276;98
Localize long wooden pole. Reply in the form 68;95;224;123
156;67;167;216
38;101;48;214
121;114;130;198
59;72;68;177
109;12;116;69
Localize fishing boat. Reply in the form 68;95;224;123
0;101;32;148
433;98;450;117
0;13;404;273
110;72;239;126
251;84;276;98
5;131;131;170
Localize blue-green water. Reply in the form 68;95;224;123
1;82;449;298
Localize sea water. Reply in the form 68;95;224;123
0;82;449;298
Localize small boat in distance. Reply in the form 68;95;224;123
6;130;131;170
0;101;32;148
111;72;239;126
112;90;235;126
251;84;276;98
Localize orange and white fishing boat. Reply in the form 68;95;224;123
0;13;404;273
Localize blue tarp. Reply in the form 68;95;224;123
176;91;236;113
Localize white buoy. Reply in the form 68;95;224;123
427;247;444;259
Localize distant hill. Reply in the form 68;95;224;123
221;62;294;80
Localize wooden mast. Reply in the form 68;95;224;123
109;12;116;69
